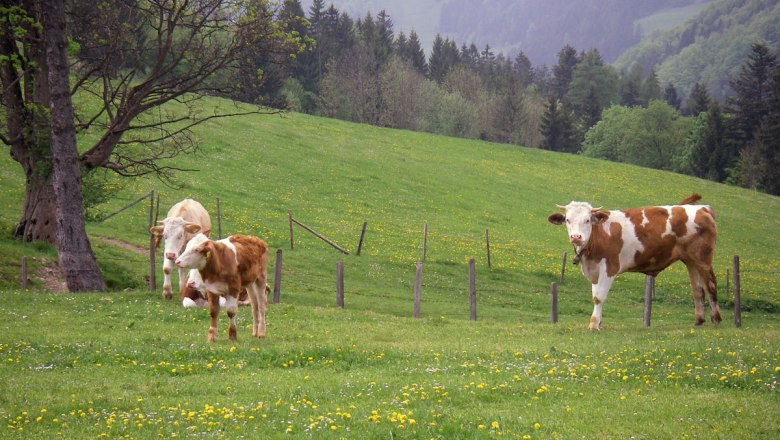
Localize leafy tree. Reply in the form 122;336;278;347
379;57;429;130
582;101;693;172
684;82;711;116
539;97;578;153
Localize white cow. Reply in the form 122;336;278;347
149;198;211;300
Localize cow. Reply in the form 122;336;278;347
149;199;212;300
181;268;252;308
175;233;269;342
547;194;721;330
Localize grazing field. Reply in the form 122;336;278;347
0;96;778;438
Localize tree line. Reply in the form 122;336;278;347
263;1;779;196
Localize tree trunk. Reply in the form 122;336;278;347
14;172;58;244
42;0;105;292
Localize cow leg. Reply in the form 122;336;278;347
207;292;220;343
162;258;174;300
177;267;187;298
247;280;267;338
589;274;615;331
705;267;722;324
686;263;720;325
225;294;238;341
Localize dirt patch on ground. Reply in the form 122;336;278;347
35;258;69;292
97;237;148;255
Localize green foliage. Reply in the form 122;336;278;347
616;0;780;99
582;100;693;172
568;50;619;129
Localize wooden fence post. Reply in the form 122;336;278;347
273;249;283;304
357;222;367;256
643;275;654;327
469;259;476;321
336;261;344;308
20;256;28;289
733;255;741;328
288;211;294;250
485;228;491;269
550;282;558;324
422;223;428;262
216;198;222;239
148;190;155;291
414;262;423;318
559;251;567;284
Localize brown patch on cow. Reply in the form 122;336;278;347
585;220;624;277
592;296;601;305
679;194;702;205
624;207;678;274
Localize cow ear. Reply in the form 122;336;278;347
184;222;202;234
592;210;609;224
149;225;164;235
200;241;213;259
548;213;565;225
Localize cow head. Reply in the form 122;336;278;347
149;217;203;261
548;201;609;247
175;233;211;270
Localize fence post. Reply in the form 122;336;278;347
336;261;344;308
216;198;222;239
20;256;28;289
733;255;741;328
559;251;567;284
469;259;476;321
422;223;428;262
288;211;294;250
357;222;367;256
414;262;423;318
273;249;283;304
725;269;730;303
485;228;491;269
643;275;654;327
148;190;156;291
550;282;558;324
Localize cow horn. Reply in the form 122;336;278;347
556;204;567;211
591;207;603;212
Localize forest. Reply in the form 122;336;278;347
253;0;779;196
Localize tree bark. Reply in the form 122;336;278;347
41;0;105;291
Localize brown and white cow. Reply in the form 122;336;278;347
149;199;211;300
548;194;721;330
175;233;269;342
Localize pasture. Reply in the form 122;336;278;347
0;97;779;438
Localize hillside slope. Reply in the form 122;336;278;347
1;98;778;316
614;0;780;98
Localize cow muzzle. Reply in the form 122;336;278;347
569;234;583;246
166;252;177;261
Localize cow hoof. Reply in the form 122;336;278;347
163;287;172;300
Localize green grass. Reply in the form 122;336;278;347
1;96;779;438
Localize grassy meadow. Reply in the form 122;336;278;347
0;97;779;438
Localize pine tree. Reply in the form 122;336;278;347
540;97;578;153
429;34;460;83
641;69;662;104
406;31;427;76
514;51;533;88
689;103;735;182
620;63;643;107
684;82;710;116
664;83;681;110
727;42;777;144
551;45;580;101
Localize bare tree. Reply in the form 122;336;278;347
2;0;306;244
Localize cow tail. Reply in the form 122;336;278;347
679;193;702;205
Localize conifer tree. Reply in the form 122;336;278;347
664;83;681;110
551;45;580;101
727;42;777;144
684;82;710;116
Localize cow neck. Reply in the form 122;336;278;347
572;244;587;265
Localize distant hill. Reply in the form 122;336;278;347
302;0;710;66
614;0;780;100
